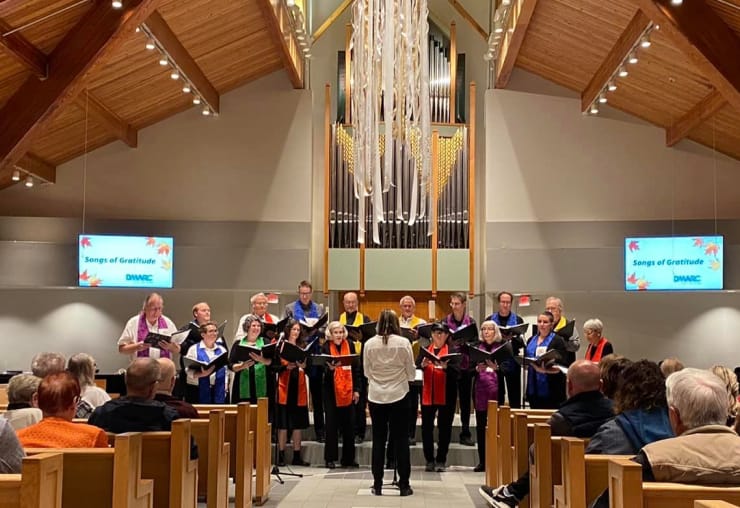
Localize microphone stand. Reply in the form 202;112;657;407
270;337;303;482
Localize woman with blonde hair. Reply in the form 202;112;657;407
67;353;110;418
710;365;739;431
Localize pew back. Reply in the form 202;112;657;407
140;420;197;508
0;453;63;508
191;410;230;508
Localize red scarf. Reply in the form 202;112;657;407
331;340;353;407
585;337;608;363
422;343;448;406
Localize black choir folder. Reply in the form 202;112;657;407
229;342;278;363
345;321;377;342
468;341;513;365
144;327;190;347
418;348;462;366
531;320;576;339
310;354;358;367
522;349;562;368
498;322;529;336
299;313;329;337
415;323;479;344
262;317;290;340
279;339;319;363
183;351;229;372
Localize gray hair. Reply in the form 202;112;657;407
67;353;96;388
666;368;728;430
399;295;416;306
7;373;41;404
583;318;604;335
30;352;66;378
250;292;267;304
325;321;347;340
479;320;502;342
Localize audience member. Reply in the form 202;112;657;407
480;360;614;508
598;354;630;399
635;368;740;481
710;364;740;431
67;353;110;418
0;418;23;473
154;358;199;419
659;357;684;377
30;352;66;378
587;360;673;455
17;372;108;448
3;374;42;431
89;358;180;433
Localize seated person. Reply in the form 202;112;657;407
3;374;42;431
30;352;66;378
479;360;614;508
0;418;24;473
154;358;199;419
67;353;110;418
17;372;109;448
659;357;684;378
89;358;180;433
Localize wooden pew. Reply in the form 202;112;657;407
553;438;631;508
608;457;740;508
0;453;63;508
191;410;230;508
139;420;198;508
484;401;499;488
530;423;565;508
234;404;255;508
249;398;272;506
26;433;153;508
695;502;740;508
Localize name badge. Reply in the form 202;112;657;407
535;346;547;357
341;365;352;371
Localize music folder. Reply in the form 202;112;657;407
450;324;479;346
183;351;229;372
279;339;318;363
143;327;190;348
299;313;329;337
418;348;462;366
344;321;377;342
310;354;358;367
229;342;277;363
263;317;290;340
522;349;562;368
468;341;513;365
498;322;529;337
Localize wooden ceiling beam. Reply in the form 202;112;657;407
257;0;304;89
75;90;138;148
0;0;27;17
581;9;651;112
0;19;48;79
495;0;539;89
143;10;219;113
636;0;740;114
312;0;352;43
666;89;726;147
15;152;55;182
0;0;161;175
448;0;487;41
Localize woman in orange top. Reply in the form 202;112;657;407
583;319;613;363
322;321;361;469
275;319;310;467
17;372;108;448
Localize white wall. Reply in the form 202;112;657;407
0;72;313;222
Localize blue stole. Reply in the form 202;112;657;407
196;342;227;403
292;301;320;321
492;312;519;327
526;332;555;399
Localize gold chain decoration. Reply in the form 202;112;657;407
425;127;464;194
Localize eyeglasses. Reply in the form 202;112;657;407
299;291;312;296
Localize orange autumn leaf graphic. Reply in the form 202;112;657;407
626;272;638;285
146;237;156;246
637;279;649;291
710;260;721;271
628;240;639;252
161;260;172;270
80;237;92;248
79;270;90;281
157;243;170;255
705;243;719;256
693;238;704;247
89;276;102;287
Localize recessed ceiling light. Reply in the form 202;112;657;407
111;0;122;8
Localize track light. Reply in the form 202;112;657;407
670;0;682;5
201;107;211;116
11;170;20;181
192;97;201;105
24;175;34;188
618;65;629;78
135;27;140;33
182;84;191;93
607;79;617;92
145;41;155;50
598;93;608;104
640;33;651;48
589;103;599;115
170;70;180;80
494;24;504;34
159;57;168;66
286;0;295;6
628;50;638;64
112;0;122;8
502;0;511;4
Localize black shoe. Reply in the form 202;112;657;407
460;435;475;446
371;485;382;496
479;485;519;508
435;462;446;472
292;454;310;466
399;486;414;497
277;451;286;467
474;463;485;472
355;435;364;444
425;461;435;472
342;462;359;469
325;461;336;469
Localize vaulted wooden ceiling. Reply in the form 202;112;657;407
500;0;740;161
0;0;302;191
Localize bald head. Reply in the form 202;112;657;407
155;358;176;394
125;358;161;398
567;360;602;397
